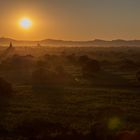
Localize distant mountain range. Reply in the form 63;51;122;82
1;37;140;47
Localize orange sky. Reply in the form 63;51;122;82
0;0;140;40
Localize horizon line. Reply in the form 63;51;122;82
1;37;140;42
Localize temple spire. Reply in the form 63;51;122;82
9;42;13;48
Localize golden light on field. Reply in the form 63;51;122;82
19;17;32;29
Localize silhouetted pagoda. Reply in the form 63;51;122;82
0;42;15;60
9;42;13;48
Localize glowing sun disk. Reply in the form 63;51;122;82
19;18;32;29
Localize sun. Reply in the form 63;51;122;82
19;18;32;29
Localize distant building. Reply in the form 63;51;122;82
0;42;15;60
9;42;13;48
6;42;15;52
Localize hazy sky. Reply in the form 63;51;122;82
0;0;140;40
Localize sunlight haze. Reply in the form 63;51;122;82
0;0;140;40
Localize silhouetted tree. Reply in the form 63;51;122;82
66;53;77;65
82;59;101;77
31;67;58;91
0;77;13;96
55;65;76;85
78;55;90;65
0;54;35;82
119;59;138;71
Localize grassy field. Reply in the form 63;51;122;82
1;85;139;131
0;47;140;139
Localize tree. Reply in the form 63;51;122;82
31;68;57;91
78;55;90;65
82;59;101;77
0;77;13;96
119;59;138;71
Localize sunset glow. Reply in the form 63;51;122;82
19;18;32;30
0;0;140;40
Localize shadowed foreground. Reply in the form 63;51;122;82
0;46;140;139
